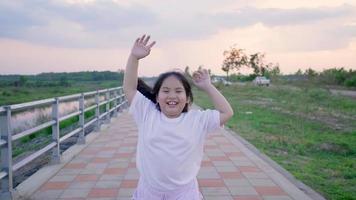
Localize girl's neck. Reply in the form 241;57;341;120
160;112;185;123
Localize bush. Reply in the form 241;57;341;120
319;68;356;87
229;74;256;82
2;91;11;96
345;76;356;87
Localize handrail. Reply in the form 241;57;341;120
99;112;107;120
0;86;124;113
0;139;6;147
12;120;56;142
59;111;81;122
12;142;57;172
0;86;127;200
98;88;108;94
57;93;81;102
0;171;7;179
8;98;56;112
98;100;109;107
83;91;97;96
59;127;82;143
109;107;116;113
84;104;97;112
84;118;97;129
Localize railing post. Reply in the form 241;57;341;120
94;90;100;132
121;88;129;109
78;93;85;144
118;88;124;112
113;89;118;117
122;88;129;109
51;98;60;164
104;89;110;124
0;106;13;200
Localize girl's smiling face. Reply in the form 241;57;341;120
156;75;189;118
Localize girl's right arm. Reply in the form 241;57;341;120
123;34;156;105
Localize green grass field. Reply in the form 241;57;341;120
0;80;120;106
193;83;356;200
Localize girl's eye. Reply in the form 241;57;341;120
163;91;169;93
176;91;183;93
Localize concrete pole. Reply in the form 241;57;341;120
104;89;110;124
94;90;100;132
51;98;60;164
113;89;118;117
78;93;85;144
0;106;13;200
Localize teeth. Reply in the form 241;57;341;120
167;101;177;105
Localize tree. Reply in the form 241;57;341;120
222;45;281;79
222;46;248;80
305;68;318;77
19;75;27;86
304;68;318;81
249;53;265;76
295;69;303;75
266;63;281;77
248;52;282;78
59;76;70;87
271;64;281;76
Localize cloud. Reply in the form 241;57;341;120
0;0;355;50
0;0;157;47
0;1;46;37
211;4;355;28
158;4;356;51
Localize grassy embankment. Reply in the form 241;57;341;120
193;83;355;200
0;80;120;106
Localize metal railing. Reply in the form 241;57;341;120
0;87;127;199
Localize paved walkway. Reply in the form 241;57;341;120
31;111;315;200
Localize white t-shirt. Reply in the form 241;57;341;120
129;91;220;192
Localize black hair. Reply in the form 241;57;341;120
137;72;193;112
137;78;155;102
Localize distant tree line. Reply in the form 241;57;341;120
291;67;356;87
220;45;355;87
0;70;124;87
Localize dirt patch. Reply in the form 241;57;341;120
317;142;353;155
329;89;356;99
240;96;355;132
269;106;355;132
240;97;274;106
270;148;289;156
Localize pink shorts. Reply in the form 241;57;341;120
132;178;204;200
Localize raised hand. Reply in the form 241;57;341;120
131;34;156;60
192;68;213;91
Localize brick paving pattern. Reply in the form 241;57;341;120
32;111;312;200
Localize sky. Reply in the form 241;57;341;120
0;0;356;76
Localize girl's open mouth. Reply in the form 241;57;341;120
167;101;178;105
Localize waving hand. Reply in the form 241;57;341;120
131;34;156;60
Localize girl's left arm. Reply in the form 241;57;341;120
204;84;234;125
192;69;234;126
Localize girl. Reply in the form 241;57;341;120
123;34;234;200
